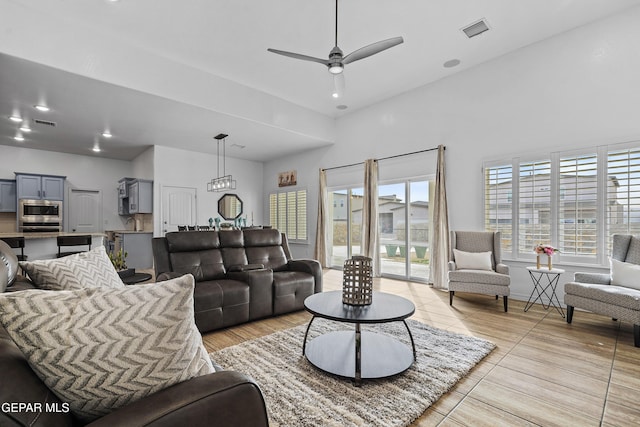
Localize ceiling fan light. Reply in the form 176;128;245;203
328;64;343;74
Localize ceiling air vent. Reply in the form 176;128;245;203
462;19;490;38
33;118;56;127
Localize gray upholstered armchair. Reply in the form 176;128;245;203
565;234;640;347
448;231;511;312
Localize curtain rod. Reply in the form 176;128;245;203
322;146;445;172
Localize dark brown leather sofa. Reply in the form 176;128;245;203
152;228;322;333
0;321;269;427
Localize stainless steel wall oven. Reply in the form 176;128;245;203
18;199;63;232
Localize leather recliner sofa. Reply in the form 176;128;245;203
0;322;269;427
152;228;323;333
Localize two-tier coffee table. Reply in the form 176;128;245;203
303;290;416;385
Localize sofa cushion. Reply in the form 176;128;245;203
169;248;226;281
273;271;315;314
0;274;214;423
222;247;249;267
218;230;244;247
19;246;124;290
194;280;250;332
244;229;282;247
611;258;640;290
166;231;220;252
565;281;640;311
246;246;288;271
448;269;510;286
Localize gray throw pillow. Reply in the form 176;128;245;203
19;246;124;290
0;274;214;422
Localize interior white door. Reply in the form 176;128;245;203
68;188;102;233
161;185;197;235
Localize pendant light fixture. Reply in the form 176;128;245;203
207;133;236;192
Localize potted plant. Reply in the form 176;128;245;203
109;248;133;278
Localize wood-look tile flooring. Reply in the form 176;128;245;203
202;269;640;426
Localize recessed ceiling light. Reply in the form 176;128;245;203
34;105;50;112
9;116;23;122
19;126;31;132
14;135;25;142
102;131;112;138
443;59;461;68
336;105;348;110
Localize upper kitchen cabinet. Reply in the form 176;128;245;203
0;179;17;212
15;173;65;200
118;178;153;215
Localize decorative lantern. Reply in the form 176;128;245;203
342;256;373;305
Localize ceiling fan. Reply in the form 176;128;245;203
268;0;404;97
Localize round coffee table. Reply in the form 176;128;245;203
303;290;416;385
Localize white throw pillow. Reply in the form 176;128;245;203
610;258;640;290
454;249;493;271
19;246;124;290
0;274;214;423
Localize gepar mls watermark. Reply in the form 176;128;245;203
2;402;70;413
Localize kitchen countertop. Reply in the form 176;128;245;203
106;230;153;234
0;232;107;240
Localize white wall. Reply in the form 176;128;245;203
263;6;640;302
132;146;154;180
0;145;134;231
153;145;264;237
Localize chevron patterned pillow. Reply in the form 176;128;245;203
19;246;124;290
0;274;214;423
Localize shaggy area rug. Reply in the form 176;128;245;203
210;319;495;427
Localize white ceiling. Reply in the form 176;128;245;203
2;0;640;161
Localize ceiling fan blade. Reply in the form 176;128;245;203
267;48;329;66
343;36;404;65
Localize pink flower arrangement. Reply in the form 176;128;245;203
534;244;559;256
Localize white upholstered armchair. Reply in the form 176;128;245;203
565;234;640;347
448;231;511;312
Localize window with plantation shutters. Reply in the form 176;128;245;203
484;143;640;266
484;165;513;253
558;154;598;257
607;148;640;242
269;189;307;242
518;160;551;256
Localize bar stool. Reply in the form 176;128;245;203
57;235;92;258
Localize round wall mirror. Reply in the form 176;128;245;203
218;193;243;220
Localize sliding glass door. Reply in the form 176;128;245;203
330;178;431;283
329;188;363;266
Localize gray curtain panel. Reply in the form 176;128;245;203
361;159;381;276
429;145;450;289
314;168;330;267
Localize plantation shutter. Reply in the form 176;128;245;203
518;160;551;255
607;148;640;246
268;189;308;241
558;153;598;257
484;164;513;253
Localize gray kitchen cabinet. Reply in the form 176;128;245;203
16;173;65;200
127;179;153;214
0;179;17;212
114;232;153;269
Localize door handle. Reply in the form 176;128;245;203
42;191;46;198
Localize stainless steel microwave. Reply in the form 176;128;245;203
18;199;63;232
